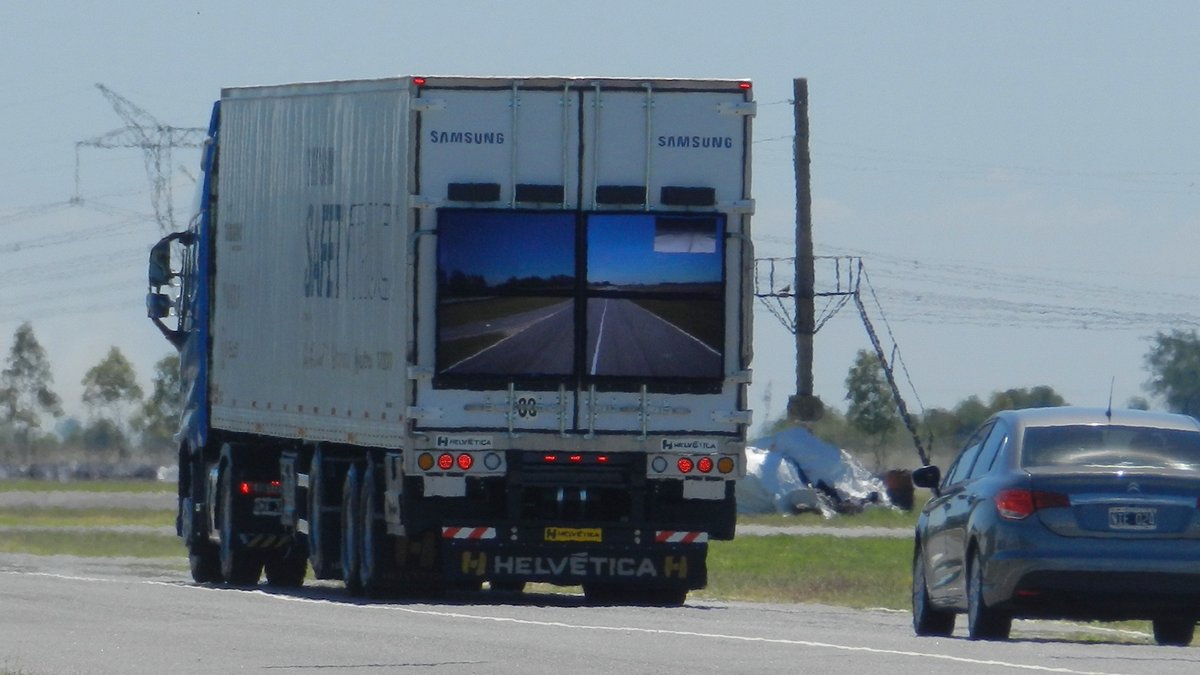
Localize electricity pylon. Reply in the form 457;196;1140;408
75;83;208;233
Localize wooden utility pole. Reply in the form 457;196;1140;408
787;78;823;421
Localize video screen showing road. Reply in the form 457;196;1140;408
436;210;576;376
435;210;725;381
586;214;724;378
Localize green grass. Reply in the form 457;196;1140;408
0;530;183;558
699;534;912;609
0;479;172;494
0;506;174;528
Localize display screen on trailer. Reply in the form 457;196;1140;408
435;210;725;384
436;211;576;377
585;214;724;379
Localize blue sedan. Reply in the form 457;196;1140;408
911;406;1200;646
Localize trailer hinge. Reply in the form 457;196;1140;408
407;406;443;421
711;409;753;426
722;199;755;215
407;195;439;210
407;365;434;381
718;101;757;117
411;98;446;113
726;369;753;385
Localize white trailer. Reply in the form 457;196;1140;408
148;76;755;603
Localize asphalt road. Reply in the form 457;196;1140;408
444;298;720;377
586;298;720;377
2;555;1198;675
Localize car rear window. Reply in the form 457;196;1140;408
1021;424;1200;470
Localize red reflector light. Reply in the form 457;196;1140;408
739;81;751;90
414;77;427;86
239;482;251;495
597;455;609;464
995;489;1069;520
697;457;714;473
543;454;558;463
677;457;694;474
569;454;583;464
456;453;473;471
437;453;454;470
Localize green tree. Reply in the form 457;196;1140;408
0;322;63;461
844;349;898;467
131;354;182;454
81;347;144;456
1144;329;1200;417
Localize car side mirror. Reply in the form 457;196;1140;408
911;465;942;491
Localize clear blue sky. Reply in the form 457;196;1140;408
1;1;1198;446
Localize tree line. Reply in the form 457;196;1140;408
0;322;180;464
771;329;1200;470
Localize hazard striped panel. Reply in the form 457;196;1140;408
442;526;497;540
655;531;709;544
238;534;293;549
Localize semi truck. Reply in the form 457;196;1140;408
147;76;755;604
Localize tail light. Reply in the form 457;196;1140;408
995;488;1070;520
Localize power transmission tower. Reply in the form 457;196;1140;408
74;83;208;233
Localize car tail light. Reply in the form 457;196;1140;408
995;488;1069;520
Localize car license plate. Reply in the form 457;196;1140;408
1108;506;1156;531
544;527;602;543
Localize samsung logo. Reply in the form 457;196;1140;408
657;135;733;149
429;130;505;145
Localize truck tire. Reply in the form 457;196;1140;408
188;540;221;583
358;459;391;597
341;465;363;595
219;466;263;586
307;447;341;580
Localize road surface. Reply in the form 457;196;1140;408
2;554;1197;675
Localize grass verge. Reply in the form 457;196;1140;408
0;530;183;558
700;534;911;609
0;479;172;494
0;506;174;528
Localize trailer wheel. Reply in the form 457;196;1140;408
219;467;263;586
358;460;395;597
341;465;363;595
188;540;221;583
307;447;341;579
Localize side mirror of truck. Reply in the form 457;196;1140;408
146;292;172;320
149;239;173;288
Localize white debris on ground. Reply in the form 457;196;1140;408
736;427;891;517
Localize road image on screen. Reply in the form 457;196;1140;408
436;210;576;376
435;210;725;383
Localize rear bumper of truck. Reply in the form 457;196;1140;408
440;525;708;589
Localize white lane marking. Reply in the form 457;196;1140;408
589;299;609;375
443;300;572;372
3;571;1134;675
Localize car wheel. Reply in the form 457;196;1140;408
966;550;1011;641
912;546;955;636
1152;618;1195;647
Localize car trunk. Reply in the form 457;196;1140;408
1028;467;1200;538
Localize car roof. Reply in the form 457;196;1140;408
992;406;1200;432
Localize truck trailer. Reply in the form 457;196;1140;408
147;76;755;604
